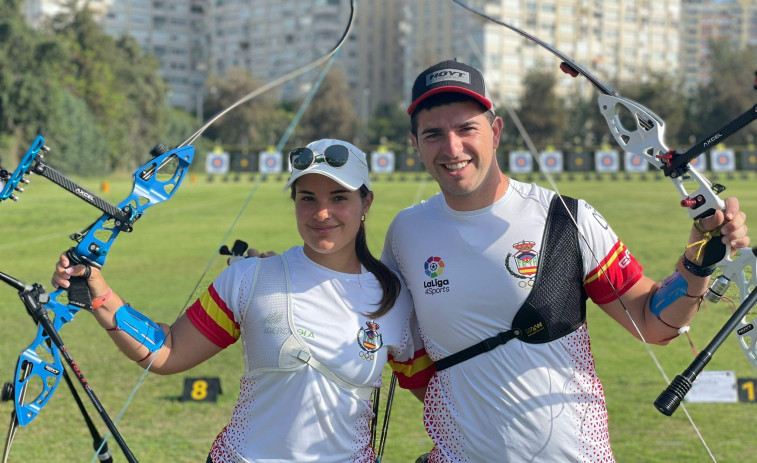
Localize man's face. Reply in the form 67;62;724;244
410;100;504;211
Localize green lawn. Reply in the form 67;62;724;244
0;172;755;462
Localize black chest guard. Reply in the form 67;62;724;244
434;195;587;371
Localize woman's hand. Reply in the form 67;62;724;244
52;253;110;299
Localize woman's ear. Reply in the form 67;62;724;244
363;190;375;215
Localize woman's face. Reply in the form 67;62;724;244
294;174;372;271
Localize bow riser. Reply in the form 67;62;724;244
716;251;757;367
598;95;728;221
13;292;80;426
598;95;668;168
72;146;194;267
10;145;194;428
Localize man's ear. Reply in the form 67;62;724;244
491;116;504;149
410;132;419;152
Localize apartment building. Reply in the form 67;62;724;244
680;0;757;92
26;0;753;117
475;0;681;103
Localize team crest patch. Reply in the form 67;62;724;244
505;240;539;289
357;321;383;360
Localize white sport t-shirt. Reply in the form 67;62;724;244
382;179;643;463
187;246;428;462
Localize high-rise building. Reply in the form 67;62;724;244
100;0;207;113
205;0;416;121
399;0;487;107
351;0;406;119
21;0;702;117
475;0;681;104
204;0;361;112
21;0;110;27
681;0;757;92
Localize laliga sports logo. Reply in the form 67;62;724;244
424;256;445;277
424;256;450;295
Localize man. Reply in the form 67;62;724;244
381;59;749;462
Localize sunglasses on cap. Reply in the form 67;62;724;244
289;145;366;171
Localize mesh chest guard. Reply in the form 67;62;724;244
435;195;586;371
242;254;374;400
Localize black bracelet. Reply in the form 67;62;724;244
681;255;716;277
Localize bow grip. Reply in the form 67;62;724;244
690;206;729;268
64;249;98;311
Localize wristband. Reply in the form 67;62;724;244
681;255;716;277
91;288;112;309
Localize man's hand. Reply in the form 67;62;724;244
687;196;749;263
246;248;278;258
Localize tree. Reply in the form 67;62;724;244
296;67;357;144
562;93;607;149
51;7;169;171
362;101;409;150
202;68;288;150
0;0;66;160
615;72;689;149
44;90;110;175
514;68;567;149
685;39;757;147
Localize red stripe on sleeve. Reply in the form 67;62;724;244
584;241;643;304
389;348;436;390
186;298;238;348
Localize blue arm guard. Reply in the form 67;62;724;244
650;272;689;317
113;304;166;354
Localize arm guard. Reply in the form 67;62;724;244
112;304;166;354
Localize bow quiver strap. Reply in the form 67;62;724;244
434;195;586;371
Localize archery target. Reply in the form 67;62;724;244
567;152;591;172
594;149;619;173
623;152;648;172
233;154;254;172
710;148;735;172
508;150;532;174
539;150;563;174
259;151;282;174
205;152;230;175
371;150;395;173
687;153;707;171
399;152;422;171
740;150;757;170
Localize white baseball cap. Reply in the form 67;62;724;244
284;139;370;191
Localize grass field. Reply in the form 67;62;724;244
1;171;756;462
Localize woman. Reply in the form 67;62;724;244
53;139;433;462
